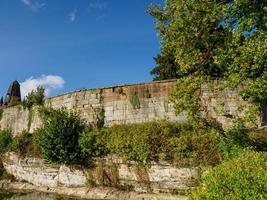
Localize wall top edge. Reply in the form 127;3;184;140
46;79;178;100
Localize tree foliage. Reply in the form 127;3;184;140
22;86;45;109
150;51;181;80
148;0;267;118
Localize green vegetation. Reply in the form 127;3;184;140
249;128;267;152
0;104;265;198
170;76;204;119
78;129;106;158
21;86;45;131
85;121;222;166
147;1;267;196
129;91;140;109
10;131;33;156
148;0;267;120
150;51;180;81
22;86;45;109
34;107;86;164
0;129;12;154
0;162;13;181
0;108;3;121
190;150;267;200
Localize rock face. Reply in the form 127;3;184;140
0;80;257;136
2;152;198;193
0;180;189;200
3;152;86;188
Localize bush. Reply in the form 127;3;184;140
224;121;254;148
172;127;222;167
92;120;222;166
0;129;12;154
22;86;45;109
190;150;267;200
34;107;86;164
99;121;180;162
249;129;267;151
218;121;259;161
78;129;107;158
10;131;32;155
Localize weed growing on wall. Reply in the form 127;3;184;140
10;131;33;156
21;86;45;131
0;108;3;121
129;91;141;109
170;76;204;120
0;129;12;154
22;86;45;110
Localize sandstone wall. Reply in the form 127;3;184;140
200;82;259;128
0;80;186;135
2;152;198;193
0;80;258;135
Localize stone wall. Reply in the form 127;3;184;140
0;80;186;135
199;82;259;128
2;152;198;193
0;79;259;135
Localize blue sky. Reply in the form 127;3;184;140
0;0;163;98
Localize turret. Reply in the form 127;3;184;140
3;80;21;107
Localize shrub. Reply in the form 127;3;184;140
0;160;14;181
10;131;32;155
93;120;222;166
100;121;179;162
34;107;86;164
0;108;3;120
22;86;45;109
0;129;12;154
218;121;257;161
224;121;254;148
190;150;267;200
249;128;267;151
78;129;107;158
171;127;222;167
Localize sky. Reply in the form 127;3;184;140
0;0;164;99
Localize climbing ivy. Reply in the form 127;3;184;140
170;76;204;120
0;108;3;121
129;91;141;109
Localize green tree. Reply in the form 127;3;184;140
22;86;45;109
148;0;231;78
150;51;181;81
148;0;267;118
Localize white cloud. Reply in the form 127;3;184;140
88;0;108;21
69;9;77;22
20;0;46;11
20;75;65;98
89;0;108;10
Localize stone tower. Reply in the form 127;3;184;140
3;80;21;106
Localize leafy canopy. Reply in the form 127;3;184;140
22;86;45;109
148;0;267;118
